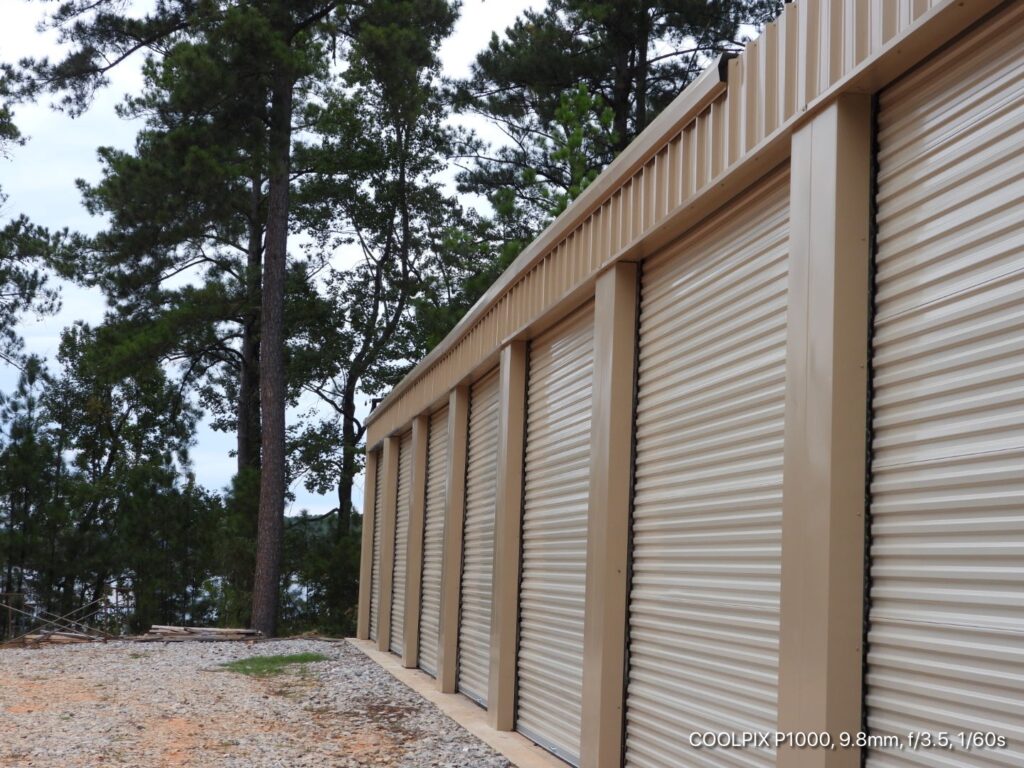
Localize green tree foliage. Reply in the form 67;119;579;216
60;12;288;627
0;217;62;366
525;83;614;219
0;330;223;637
45;325;204;619
73;28;273;477
0;356;58;604
279;510;361;635
456;0;783;236
288;0;460;544
0;88;62;365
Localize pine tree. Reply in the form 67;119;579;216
75;30;273;480
0;90;62;365
0;323;214;631
64;21;278;624
0;357;59;604
456;0;783;237
290;0;460;538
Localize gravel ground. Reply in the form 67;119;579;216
0;638;512;768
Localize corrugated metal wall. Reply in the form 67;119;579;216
865;6;1024;766
458;369;501;706
516;305;595;765
369;449;383;642
418;406;449;677
390;430;413;656
625;171;789;768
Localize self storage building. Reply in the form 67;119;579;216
355;1;1024;766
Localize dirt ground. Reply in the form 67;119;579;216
0;639;509;768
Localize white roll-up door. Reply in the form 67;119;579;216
458;368;501;706
865;8;1024;767
390;430;413;656
419;405;449;677
516;304;594;765
625;170;789;768
370;449;384;642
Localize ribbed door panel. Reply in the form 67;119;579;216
370;450;383;642
419;406;449;677
866;9;1024;767
390;430;413;656
458;369;500;706
625;171;789;768
516;305;594;766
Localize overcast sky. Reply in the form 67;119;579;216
0;0;538;516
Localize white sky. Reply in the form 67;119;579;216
0;0;539;516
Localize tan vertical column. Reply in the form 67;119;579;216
402;414;430;669
437;386;469;693
377;435;401;653
580;262;639;768
489;341;528;731
356;448;380;640
777;93;871;768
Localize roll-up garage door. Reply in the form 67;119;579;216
370;449;384;642
516;304;594;765
419;405;449;677
390;430;413;656
865;8;1024;767
458;369;501;706
625;170;789;768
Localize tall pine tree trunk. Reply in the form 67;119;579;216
237;175;263;476
611;49;633;152
237;323;261;473
634;13;651;134
608;3;636;153
251;70;293;637
3;517;12;596
335;379;360;540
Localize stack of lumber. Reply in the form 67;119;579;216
132;625;262;642
10;630;98;646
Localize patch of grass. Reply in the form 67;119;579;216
220;652;328;678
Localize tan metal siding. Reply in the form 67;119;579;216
516;305;594;765
370;450;383;642
625;171;789;768
390;430;413;656
458;369;500;706
418;406;449;677
866;8;1024;766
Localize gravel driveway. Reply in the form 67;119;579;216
0;638;512;767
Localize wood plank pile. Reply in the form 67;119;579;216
132;625;262;643
7;630;99;646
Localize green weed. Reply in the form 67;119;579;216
220;652;328;678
